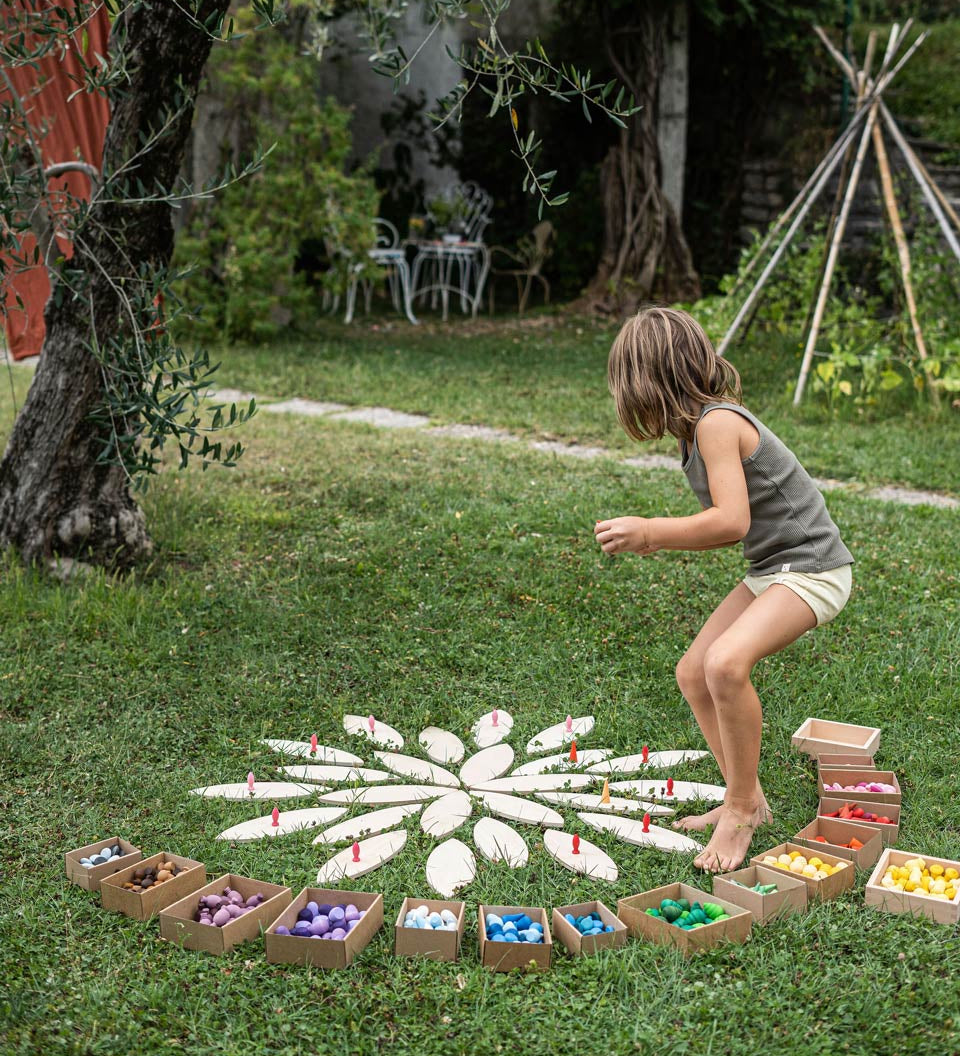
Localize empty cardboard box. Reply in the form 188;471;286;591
793;817;883;868
552;900;627;957
750;842;854;901
819;767;901;806
159;873;292;954
394;897;466;962
818;797;900;844
479;904;552;972
713;865;807;924
65;837;141;893
792;718;880;759
866;849;960;925
100;852;206;920
617;882;752;955
265;887;383;969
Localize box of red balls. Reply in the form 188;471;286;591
65;836;142;893
552;900;627;957
793;817;884;868
713;865;808;924
866;849;960;925
394;897;466;962
617;883;751;955
818;767;901;806
265;887;383;969
818;797;901;844
159;874;292;955
750;843;854;901
478;904;552;972
100;852;206;920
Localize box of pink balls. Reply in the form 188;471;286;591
818;767;901;806
159;874;292;955
265;887;383;969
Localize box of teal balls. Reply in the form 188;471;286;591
395;897;466;962
617;883;752;955
479;904;552;972
551;900;627;957
265;887;383;969
65;837;142;893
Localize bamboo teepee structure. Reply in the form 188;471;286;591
717;21;960;405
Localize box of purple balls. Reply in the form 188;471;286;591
159;874;292;954
394;897;466;962
265;887;384;969
65;837;142;892
551;900;627;957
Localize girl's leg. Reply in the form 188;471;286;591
693;584;817;872
674;583;769;832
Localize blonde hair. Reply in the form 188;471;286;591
607;307;742;443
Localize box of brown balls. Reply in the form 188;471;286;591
100;852;206;920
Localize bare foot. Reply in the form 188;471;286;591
673;794;772;833
693;802;766;873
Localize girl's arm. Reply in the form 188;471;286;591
595;410;751;555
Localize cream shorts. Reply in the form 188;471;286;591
743;564;852;627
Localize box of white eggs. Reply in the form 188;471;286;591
159;874;292;955
65;837;141;892
394;897;466;962
750;843;854;901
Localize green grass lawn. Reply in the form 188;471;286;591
2;349;959;1055
210;313;960;496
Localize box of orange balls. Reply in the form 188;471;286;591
750;842;854;901
866;850;960;924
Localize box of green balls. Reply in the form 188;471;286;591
713;865;808;924
617;883;752;955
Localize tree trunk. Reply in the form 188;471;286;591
579;0;700;315
0;0;230;569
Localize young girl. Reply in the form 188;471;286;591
595;307;853;872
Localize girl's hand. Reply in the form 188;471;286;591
594;517;661;556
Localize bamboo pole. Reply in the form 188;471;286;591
793;103;879;405
880;103;960;263
715;116;865;359
871;120;938;405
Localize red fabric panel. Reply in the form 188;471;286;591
1;3;110;359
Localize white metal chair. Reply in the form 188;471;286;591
344;219;418;325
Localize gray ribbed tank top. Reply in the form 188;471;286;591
680;403;853;575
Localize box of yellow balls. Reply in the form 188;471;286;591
866;850;960;924
750;843;854;901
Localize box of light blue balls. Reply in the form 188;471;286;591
479;904;552;972
552;900;627;957
395;897;466;961
65;837;142;892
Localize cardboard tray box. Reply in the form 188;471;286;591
865;848;960;925
750;842;854;901
793;817;884;868
265;887;383;969
551;900;627;957
818;767;901;806
791;718;880;759
65;837;141;893
818;797;900;844
100;852;206;920
816;753;876;768
478;904;552;972
158;873;292;955
712;865;808;924
394;897;466;962
617;882;752;955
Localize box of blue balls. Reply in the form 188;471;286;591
159;874;292;955
65;837;142;892
617;883;752;956
265;887;384;969
395;897;466;962
479;904;552;972
551;900;627;957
